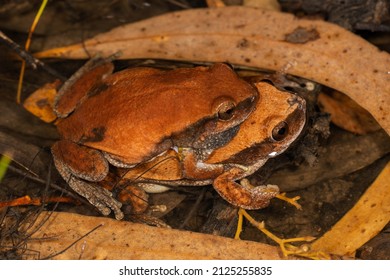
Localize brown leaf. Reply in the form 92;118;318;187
23;80;60;123
34;7;390;135
26;211;284;260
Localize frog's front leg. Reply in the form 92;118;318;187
51;140;124;220
213;167;279;209
179;148;225;180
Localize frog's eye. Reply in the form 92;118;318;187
217;101;236;121
271;121;289;141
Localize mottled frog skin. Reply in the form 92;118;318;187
51;59;258;219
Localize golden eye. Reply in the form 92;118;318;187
271;121;289;141
217;101;236;121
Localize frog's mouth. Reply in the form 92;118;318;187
268;151;279;157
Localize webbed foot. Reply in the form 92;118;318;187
67;174;124;220
235;209;330;259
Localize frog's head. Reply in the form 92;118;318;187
207;81;306;165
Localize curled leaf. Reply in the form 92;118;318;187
23;80;60;123
35;7;390;135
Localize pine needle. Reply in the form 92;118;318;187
16;0;48;104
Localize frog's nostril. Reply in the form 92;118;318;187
287;96;298;106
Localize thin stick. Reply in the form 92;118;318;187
0;31;66;80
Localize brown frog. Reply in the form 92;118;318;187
51;59;258;219
120;81;306;210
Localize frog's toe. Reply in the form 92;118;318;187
101;193;124;220
113;208;124;220
82;182;124;219
236;209;326;259
95;200;123;220
94;204;112;217
91;193;123;220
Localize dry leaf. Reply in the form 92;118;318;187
311;161;390;256
26;211;284;260
34;6;390;135
318;91;381;134
23;80;60;123
206;0;225;8
243;0;281;10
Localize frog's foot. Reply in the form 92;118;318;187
213;169;279;209
68;175;124;220
235;209;329;259
275;192;302;210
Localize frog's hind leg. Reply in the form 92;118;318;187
52;140;123;220
52;140;108;181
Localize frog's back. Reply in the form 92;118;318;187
56;64;256;165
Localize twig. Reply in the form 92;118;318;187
0;30;66;81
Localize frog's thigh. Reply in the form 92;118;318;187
213;168;279;209
52;140;109;181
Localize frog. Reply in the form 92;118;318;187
118;81;306;210
51;58;258;219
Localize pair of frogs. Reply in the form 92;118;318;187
51;59;306;220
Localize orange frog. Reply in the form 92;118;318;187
120;81;306;211
51;59;258;219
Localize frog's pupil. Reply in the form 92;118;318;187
218;106;235;120
272;121;289;141
278;127;286;135
225;108;233;116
